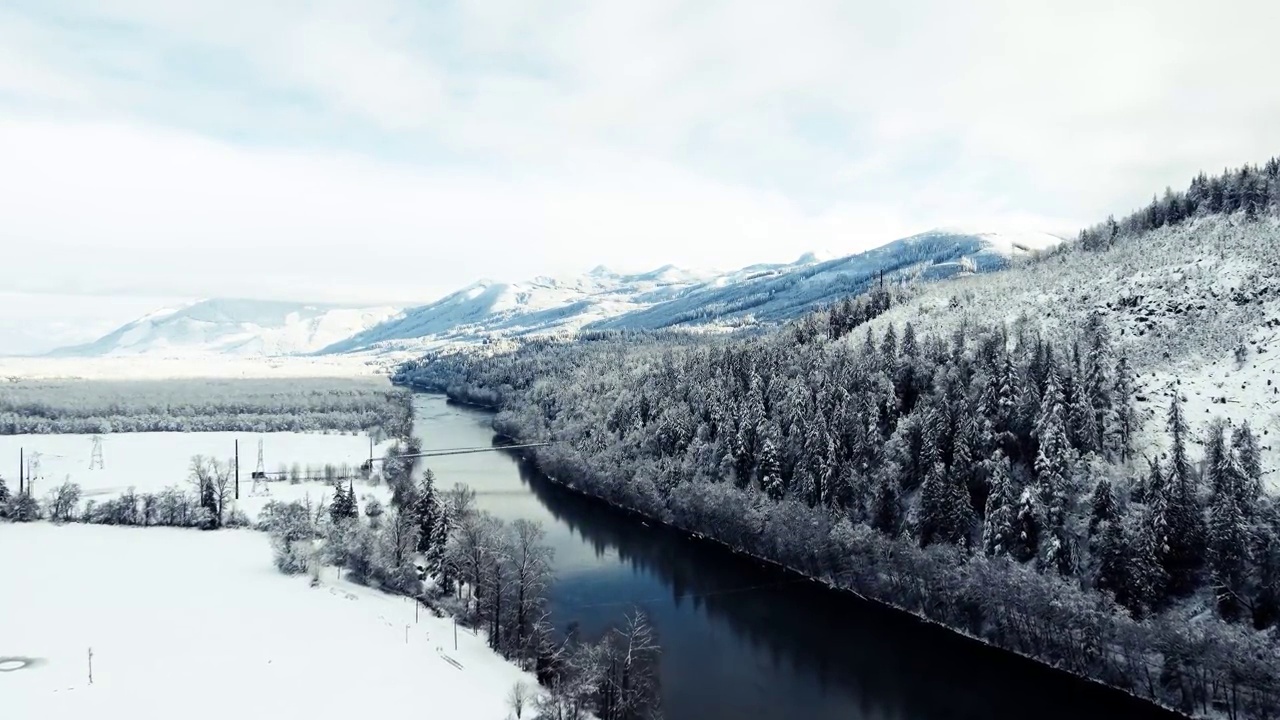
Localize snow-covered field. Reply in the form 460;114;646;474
0;523;536;720
0;354;399;380
0;431;397;520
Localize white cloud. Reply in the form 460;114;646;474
1;0;1278;336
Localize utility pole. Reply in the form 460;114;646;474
18;447;23;495
234;439;240;500
454;617;458;651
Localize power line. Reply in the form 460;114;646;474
368;443;552;461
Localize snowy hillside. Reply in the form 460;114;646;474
49;299;404;358
865;216;1280;488
589;229;1065;331
320;265;719;354
329;229;1061;354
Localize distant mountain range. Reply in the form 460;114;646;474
47;229;1064;359
47;299;403;358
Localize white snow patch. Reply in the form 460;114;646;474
0;523;537;719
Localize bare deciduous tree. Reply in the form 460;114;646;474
507;680;531;719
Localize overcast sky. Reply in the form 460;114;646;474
3;0;1278;352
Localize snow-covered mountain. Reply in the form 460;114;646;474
48;298;404;358
48;228;1061;362
588;229;1064;331
322;228;1062;355
318;265;724;355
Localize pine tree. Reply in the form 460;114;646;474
200;476;218;528
1012;485;1040;564
1131;515;1169;615
1109;355;1137;462
1065;344;1098;454
1159;393;1206;596
981;452;1018;557
0;475;9;508
415;469;440;555
1166;392;1192;489
870;472;900;536
329;482;350;523
1095;519;1133;610
758;437;784;501
1208;456;1250;621
918;462;974;549
1034;359;1074;535
1089;479;1117;539
1231;422;1263;515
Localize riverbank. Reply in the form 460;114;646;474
418;391;1190;720
500;441;1189;720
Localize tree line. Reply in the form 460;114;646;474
397;291;1280;718
1078;155;1280;251
264;438;665;720
0;379;413;437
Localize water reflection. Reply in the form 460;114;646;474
414;395;1177;720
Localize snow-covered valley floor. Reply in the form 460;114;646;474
0;431;398;520
0;523;536;720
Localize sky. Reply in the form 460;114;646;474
2;0;1279;354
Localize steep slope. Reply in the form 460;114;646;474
589;230;1064;331
864;216;1280;486
49;298;404;358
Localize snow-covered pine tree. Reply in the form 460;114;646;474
1089;478;1117;540
1032;358;1080;576
329;481;349;523
0;475;9;510
1231;422;1263;515
1160;393;1206;596
1131;514;1169;616
758;437;784;501
1109;355;1138;462
1207;424;1251;620
1083;312;1114;454
918;461;974;549
1208;460;1250;621
1065;342;1098;454
870;471;900;536
414;468;440;555
1094;519;1132;610
981;452;1018;557
1012;485;1040;564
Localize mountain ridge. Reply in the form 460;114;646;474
49;227;1064;360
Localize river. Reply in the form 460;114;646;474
411;393;1180;720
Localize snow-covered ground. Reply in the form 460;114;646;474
863;216;1280;488
0;522;537;720
0;354;399;380
0;431;398;521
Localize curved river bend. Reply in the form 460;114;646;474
411;394;1178;720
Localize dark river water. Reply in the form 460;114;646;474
411;393;1179;720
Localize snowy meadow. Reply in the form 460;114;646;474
0;523;538;720
0;430;397;522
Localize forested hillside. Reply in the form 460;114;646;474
396;157;1280;719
